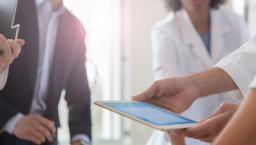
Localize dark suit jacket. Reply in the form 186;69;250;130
0;0;92;143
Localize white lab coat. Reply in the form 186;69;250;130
216;35;256;97
147;7;249;145
250;76;256;89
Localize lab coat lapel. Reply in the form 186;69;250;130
211;9;231;63
178;9;212;67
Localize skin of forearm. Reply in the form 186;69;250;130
213;90;256;145
169;133;185;145
186;67;238;97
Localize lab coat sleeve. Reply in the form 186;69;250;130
249;76;256;89
151;25;180;80
0;67;9;90
215;36;256;96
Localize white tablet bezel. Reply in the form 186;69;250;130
94;101;197;131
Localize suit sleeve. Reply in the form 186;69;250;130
0;98;18;131
64;26;92;140
0;69;18;131
151;24;180;80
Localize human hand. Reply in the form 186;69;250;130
72;142;83;145
132;77;200;113
14;114;56;145
0;34;25;72
175;103;238;143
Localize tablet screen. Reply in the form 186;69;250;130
102;102;196;126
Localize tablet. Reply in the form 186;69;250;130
94;101;197;131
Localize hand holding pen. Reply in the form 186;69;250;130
0;33;25;72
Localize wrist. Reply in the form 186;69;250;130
183;76;201;100
71;134;90;145
72;140;89;145
0;65;7;73
4;113;24;134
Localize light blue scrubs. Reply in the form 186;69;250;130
200;32;211;55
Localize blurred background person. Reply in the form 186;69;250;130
147;0;249;145
0;0;91;145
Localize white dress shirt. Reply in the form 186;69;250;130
3;0;90;144
0;68;8;90
30;0;62;114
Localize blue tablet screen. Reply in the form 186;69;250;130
102;102;196;126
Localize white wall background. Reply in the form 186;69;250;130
122;0;167;144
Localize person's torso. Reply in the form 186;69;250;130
0;0;83;123
148;7;249;145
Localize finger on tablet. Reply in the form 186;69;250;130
132;84;157;101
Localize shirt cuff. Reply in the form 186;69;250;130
249;76;256;89
71;134;91;145
3;113;24;134
214;62;250;97
0;66;9;90
214;37;256;97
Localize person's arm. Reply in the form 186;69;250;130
213;77;256;145
188;67;238;97
176;103;238;143
0;35;56;145
169;132;185;145
133;67;237;114
0;34;25;128
64;25;91;145
134;35;256;112
0;34;25;90
213;89;256;145
0;98;19;130
215;36;256;96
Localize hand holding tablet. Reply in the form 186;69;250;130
94;101;197;131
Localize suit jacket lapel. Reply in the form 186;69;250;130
17;0;39;90
49;13;67;91
45;11;67;116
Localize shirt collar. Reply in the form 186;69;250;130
36;0;65;15
36;0;47;7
